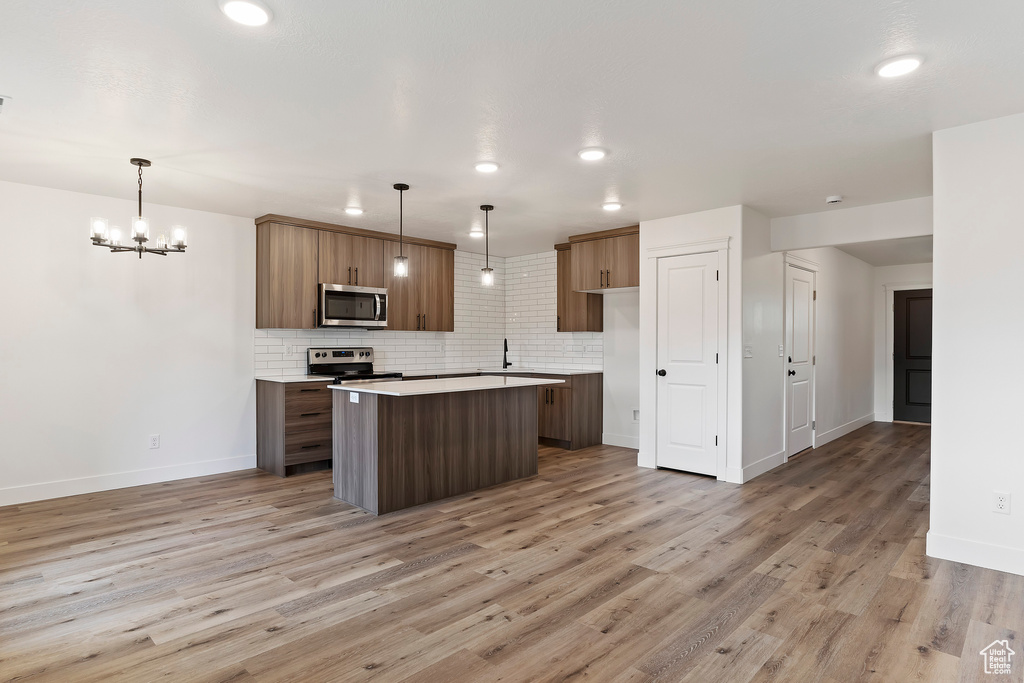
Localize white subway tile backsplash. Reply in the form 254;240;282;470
253;249;601;378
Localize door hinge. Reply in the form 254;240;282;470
715;352;719;364
813;290;817;301
812;355;815;365
715;435;718;446
716;270;719;281
812;420;816;430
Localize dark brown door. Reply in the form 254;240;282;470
893;289;932;423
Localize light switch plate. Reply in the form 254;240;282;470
744;345;754;359
349;392;359;403
778;345;785;357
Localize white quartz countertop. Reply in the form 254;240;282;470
257;375;335;384
329;375;564;396
477;368;602;376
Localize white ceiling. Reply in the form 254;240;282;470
2;1;1023;255
836;235;933;266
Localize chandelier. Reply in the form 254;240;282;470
90;158;188;259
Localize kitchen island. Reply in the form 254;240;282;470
330;375;563;514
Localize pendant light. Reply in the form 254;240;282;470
393;183;409;277
90;158;187;259
480;204;494;286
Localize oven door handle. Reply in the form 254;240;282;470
374;294;381;321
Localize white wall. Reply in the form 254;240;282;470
740;208;785;481
771;196;932;252
602;291;640;448
639;206;744;480
0;180;256;506
872;263;933;421
786;246;875;446
256;251;507;377
504;251;603;371
928;112;1024;576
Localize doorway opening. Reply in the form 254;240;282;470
892;288;932;424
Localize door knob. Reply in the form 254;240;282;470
788;356;792;363
788;369;796;376
657;369;667;376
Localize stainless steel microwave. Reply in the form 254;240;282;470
318;284;388;328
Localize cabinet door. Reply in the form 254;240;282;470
605;234;639;288
349;235;384;288
421;246;454;331
538;387;572;441
557;248;603;332
318;232;385;288
570;239;606;291
257;223;319;329
383;240;417;330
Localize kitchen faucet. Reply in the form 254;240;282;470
503;338;511;369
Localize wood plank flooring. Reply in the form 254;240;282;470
2;422;1021;682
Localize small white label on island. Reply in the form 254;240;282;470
349;392;359;403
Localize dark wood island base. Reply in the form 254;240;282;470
332;385;540;514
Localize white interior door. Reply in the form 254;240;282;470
656;252;719;475
785;264;815;456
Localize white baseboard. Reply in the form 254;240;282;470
0;455;257;508
603;433;640;449
725;450;786;484
875;410;893;423
927;531;1024;577
814;413;875;448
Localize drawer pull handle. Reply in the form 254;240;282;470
301;444;323;450
300;412;322;417
299;388;321;393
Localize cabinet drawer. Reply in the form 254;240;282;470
284;385;333;428
285;428;332;455
284;445;332;466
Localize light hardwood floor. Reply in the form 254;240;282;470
1;423;1021;682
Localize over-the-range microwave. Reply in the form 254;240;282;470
318;283;388;328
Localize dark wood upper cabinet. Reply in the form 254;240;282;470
568;226;639;292
383;241;455;332
318;232;384;288
556;245;602;332
256;215;455;331
256;222;319;329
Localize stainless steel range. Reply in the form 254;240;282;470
307;348;402;383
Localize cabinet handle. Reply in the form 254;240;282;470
557;315;561;331
354;267;358;285
417;313;421;330
313;309;317;327
606;270;611;287
600;270;605;287
348;266;352;285
300;444;323;450
299;388;322;393
550;389;554;405
423;313;427;329
300;412;322;417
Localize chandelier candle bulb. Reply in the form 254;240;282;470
132;216;149;240
171;227;187;248
109;228;122;246
156;234;168;249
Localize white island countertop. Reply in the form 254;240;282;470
329;375;564;396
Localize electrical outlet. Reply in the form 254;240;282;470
778;345;784;357
994;491;1011;515
149;434;160;449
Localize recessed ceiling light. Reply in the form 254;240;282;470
602;202;622;211
344;207;363;216
578;147;607;161
220;0;272;26
875;54;923;78
475;162;499;173
826;195;843;205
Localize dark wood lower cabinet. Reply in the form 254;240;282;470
500;372;603;450
257;380;334;476
332;386;539;515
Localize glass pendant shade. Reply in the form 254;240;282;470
132;216;150;240
393;255;409;277
171;226;188;248
481;267;494;286
90;217;109;240
109;227;123;246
